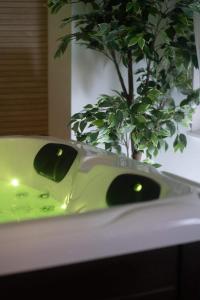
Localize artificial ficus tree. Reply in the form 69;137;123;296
49;0;200;160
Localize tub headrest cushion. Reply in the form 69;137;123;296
106;174;161;206
34;143;77;182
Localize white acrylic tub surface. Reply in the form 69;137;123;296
0;136;200;276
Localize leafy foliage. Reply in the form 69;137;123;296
49;0;200;159
70;89;199;159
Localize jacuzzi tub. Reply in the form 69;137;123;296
0;135;191;224
1;136;200;279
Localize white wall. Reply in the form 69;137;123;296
156;135;200;183
191;13;200;131
71;3;127;115
71;46;123;114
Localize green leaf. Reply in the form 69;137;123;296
48;0;66;13
89;131;99;142
128;36;140;47
80;120;87;132
114;144;121;154
76;133;87;142
98;23;109;33
180;98;190;107
138;144;146;151
153;148;159;156
138;37;145;50
152;163;162;168
92;2;100;10
135;68;145;75
165;142;169;152
135;115;146;123
133;103;150;113
71;112;82;120
72;121;79;133
126;2;134;12
98;99;112;107
84;104;93;109
147;88;161;102
126;1;140;13
173;134;187;152
146;151;152;159
105;142;112;151
159;128;171;137
179;134;187;148
116;110;123;125
174;111;185;122
166;121;176;136
173;135;180;152
151;133;158;147
132;133;140;144
95;112;106;119
93;119;104;127
55;35;72;58
146;142;155;154
140;103;150;112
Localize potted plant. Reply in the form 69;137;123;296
49;0;200;161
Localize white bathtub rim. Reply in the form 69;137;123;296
1;192;200;276
0;136;199;275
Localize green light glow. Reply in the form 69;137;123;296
61;203;67;210
133;183;143;192
0;180;67;224
11;178;20;187
57;148;63;157
60;194;70;210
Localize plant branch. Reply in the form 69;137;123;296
145;59;151;94
127;50;134;105
110;50;129;100
123;133;129;158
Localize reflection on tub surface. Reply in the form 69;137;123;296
0;180;66;223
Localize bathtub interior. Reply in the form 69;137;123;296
0;138;79;223
0;137;193;224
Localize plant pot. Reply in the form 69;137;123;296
132;151;142;161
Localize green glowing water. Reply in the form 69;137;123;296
0;181;66;224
